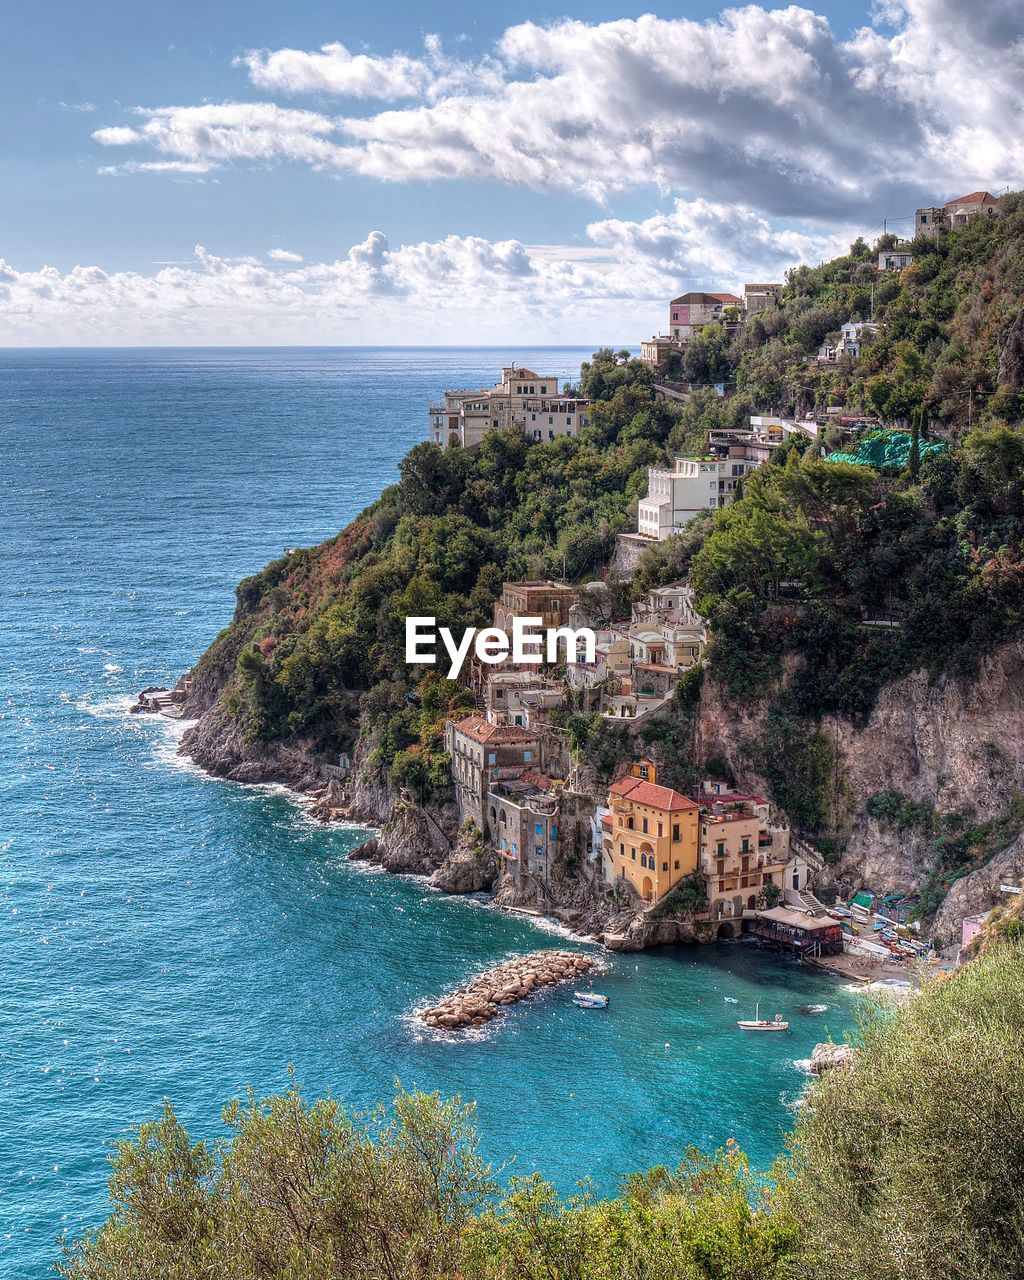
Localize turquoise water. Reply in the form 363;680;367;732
1;348;854;1275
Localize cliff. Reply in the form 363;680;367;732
697;635;1024;942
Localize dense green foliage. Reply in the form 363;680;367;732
200;353;686;792
724;195;1024;428
62;942;1024;1279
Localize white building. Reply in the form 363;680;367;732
429;365;591;451
878;246;913;273
818;321;879;363
636;456;758;541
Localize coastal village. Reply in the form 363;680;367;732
405;196;1012;972
141;187;1012;984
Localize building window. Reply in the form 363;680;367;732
658;822;663;837
741;838;750;853
673;824;681;841
642;818;649;834
661;862;668;872
619;842;625;856
674;860;680;870
540;385;547;394
627;816;634;830
717;841;725;856
524;750;532;763
487;752;496;765
631;848;636;860
535;823;543;836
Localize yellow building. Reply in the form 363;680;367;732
602;760;700;904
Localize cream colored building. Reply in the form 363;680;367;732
915;190;1000;238
697;781;791;935
429;365;591;450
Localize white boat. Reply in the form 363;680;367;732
737;1002;789;1031
573;991;609;1009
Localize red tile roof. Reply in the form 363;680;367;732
709;292;741;304
609;774;698;812
945;190;998;206
452;715;538;745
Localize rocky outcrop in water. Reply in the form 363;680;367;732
810;1042;855;1073
420;950;596;1030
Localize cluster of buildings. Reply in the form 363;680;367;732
429;364;592;452
438;576;836;951
640;284;782;370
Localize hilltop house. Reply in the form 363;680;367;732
742;283;783;315
915;190;1000;239
669;291;741;341
601;760;701;904
878;244;914;272
429;365;590;450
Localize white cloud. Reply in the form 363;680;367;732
91;4;1024;217
267;248;303;262
0;210;823;345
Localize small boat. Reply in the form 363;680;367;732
573;991;609;1009
737;1002;789;1031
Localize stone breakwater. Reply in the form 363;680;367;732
420;949;596;1030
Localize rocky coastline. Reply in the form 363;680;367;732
419;949;596;1030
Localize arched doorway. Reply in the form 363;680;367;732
717;921;736;940
747;894;757;910
642;876;653;902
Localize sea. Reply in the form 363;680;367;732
1;347;856;1275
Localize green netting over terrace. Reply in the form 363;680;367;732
825;429;948;470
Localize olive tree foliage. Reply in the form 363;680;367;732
59;1085;495;1280
778;940;1024;1280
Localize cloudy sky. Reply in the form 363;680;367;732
1;0;1021;345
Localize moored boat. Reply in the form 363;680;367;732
573;991;610;1009
737;1002;789;1031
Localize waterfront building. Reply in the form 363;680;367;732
745;905;843;955
915;190;1000;239
488;772;560;889
636;455;758;540
601;760;700;904
639;334;681;368
446;715;545;829
428;365;591;450
697;781;791;935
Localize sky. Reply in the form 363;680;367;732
0;0;1021;345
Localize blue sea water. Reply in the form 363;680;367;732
1;348;855;1276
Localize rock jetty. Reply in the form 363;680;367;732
420;949;595;1030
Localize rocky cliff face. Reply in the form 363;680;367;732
697;634;1024;939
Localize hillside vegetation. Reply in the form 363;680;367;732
59;940;1024;1279
186;198;1024;900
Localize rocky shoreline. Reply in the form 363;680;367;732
419;949;596;1030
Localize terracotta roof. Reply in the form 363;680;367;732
451;715;538;745
708;292;741;304
609;774;698;812
945;190;998;207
